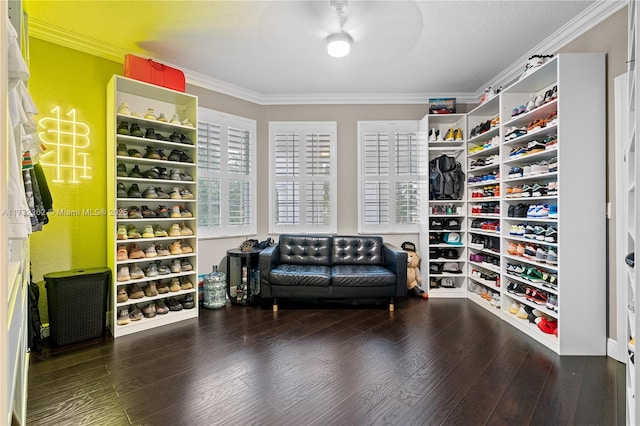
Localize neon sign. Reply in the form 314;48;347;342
38;106;92;183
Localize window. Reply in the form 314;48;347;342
197;108;256;238
269;122;337;234
358;121;420;234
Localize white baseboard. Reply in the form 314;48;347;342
608;337;626;363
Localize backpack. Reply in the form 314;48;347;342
429;155;465;200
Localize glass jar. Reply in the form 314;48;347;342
203;265;227;309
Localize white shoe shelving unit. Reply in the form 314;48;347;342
465;96;502;313
107;76;199;338
419;53;607;355
626;0;640;421
418;113;467;298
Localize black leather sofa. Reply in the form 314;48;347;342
259;234;407;311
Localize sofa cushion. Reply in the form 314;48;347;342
332;236;383;265
278;235;331;266
270;264;331;287
331;265;396;287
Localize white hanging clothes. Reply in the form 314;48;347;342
6;17;37;238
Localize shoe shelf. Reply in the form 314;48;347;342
467;286;501;315
467;142;499;158
467;163;499;174
468;260;500;275
498;54;606;355
468;229;500;237
107;75;199;338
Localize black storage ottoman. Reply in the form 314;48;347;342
44;267;110;346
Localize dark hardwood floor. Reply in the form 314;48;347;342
26;297;626;425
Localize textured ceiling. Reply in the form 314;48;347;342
25;0;605;101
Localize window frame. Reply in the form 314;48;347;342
268;121;338;234
357;120;420;234
197;108;257;239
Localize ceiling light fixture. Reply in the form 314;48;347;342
327;0;351;58
327;32;352;58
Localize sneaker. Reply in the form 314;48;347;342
157;113;168;123
142;167;160;179
180;171;193;181
117;163;128;177
117;122;130;135
180;259;193;271
534;225;546;241
142;186;158;199
128;283;144;299
128;148;143;158
157;262;171;275
532;161;549;175
169;240;183;255
128;243;145;259
128;305;144;321
156;243;170;256
130;123;144;137
171;259;182;273
517;304;528;319
181;118;194;128
153;224;168;237
428;128;436;142
170;205;182;218
117;266;130;282
454;128;463;141
166;297;183;311
179;295;195;309
180;206;193;218
180;223;194;236
168;223;181;236
144;263;158;277
170;114;181;125
144;108;157;120
155;187;170;199
145;244;158;258
544;226;558;243
127;206;142;219
141;205;156;218
180;134;193;145
128;165;142;178
180;276;194;290
155;205;170;218
117;102;131;116
535;247;548;263
117;309;130;325
182;241;193;254
179;188;195;199
169;278;181;292
170;169;182;181
526;289;548;305
144;280;158;297
546;248;558;265
170;187;182;199
117;182;128;198
157;280;170;294
155;299;169;315
142;303;157;318
130;264;145;280
127;184;142;198
117;143;128;157
548;204;558;219
178;151;193;163
508;302;520;314
116;287;129;303
549;157;558;172
524;224;535;239
142;224;155;238
144;146;161;159
127;224;141;239
546;294;558;312
117;245;128;261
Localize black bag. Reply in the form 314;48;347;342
257;238;274;250
28;280;43;351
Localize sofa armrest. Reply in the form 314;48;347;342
259;244;280;297
383;243;408;297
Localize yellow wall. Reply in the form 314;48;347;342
28;38;120;281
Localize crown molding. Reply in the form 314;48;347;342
29;0;626;105
28;18;127;64
473;0;627;100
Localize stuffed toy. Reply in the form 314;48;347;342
402;242;428;299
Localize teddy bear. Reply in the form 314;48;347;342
402;242;428;299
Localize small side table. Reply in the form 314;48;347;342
226;248;261;305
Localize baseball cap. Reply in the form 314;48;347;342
401;241;416;252
442;248;460;259
430;218;444;230
429;248;442;259
444;232;463;246
444;218;461;230
429;263;443;274
443;262;462;274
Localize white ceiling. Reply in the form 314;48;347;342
26;0;624;104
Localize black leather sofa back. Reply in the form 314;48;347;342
332;235;383;265
278;235;331;266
